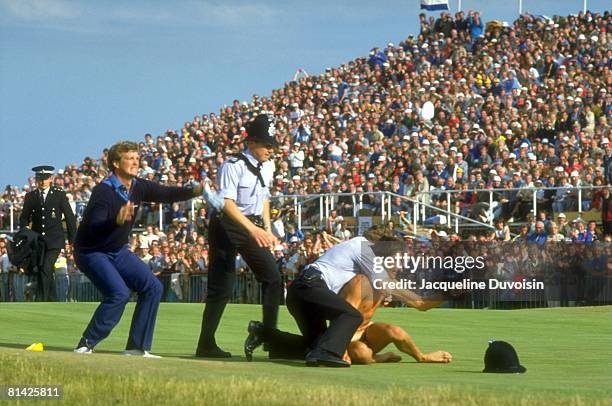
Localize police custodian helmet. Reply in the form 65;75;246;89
245;114;279;147
483;340;527;373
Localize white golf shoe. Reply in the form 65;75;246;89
122;349;162;359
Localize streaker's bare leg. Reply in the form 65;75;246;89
347;341;375;364
363;322;452;363
374;351;402;363
347;341;401;364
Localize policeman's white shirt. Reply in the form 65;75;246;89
309;237;389;294
40;187;50;202
218;148;274;216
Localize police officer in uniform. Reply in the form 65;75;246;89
196;114;282;358
19;166;77;301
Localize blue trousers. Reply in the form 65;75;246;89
75;246;163;351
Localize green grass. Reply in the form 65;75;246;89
0;303;610;405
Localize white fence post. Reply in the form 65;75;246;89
446;192;451;226
319;196;323;224
413;202;418;237
489;190;494;226
158;204;163;230
297;199;302;231
10;203;14;233
420;193;426;222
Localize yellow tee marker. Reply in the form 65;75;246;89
25;343;44;352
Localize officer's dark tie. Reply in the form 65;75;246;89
255;162;265;187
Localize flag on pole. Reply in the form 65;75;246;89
420;0;449;11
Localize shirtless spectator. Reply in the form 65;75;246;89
340;274;452;365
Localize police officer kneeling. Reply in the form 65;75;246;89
196;114;282;358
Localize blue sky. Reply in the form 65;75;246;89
0;0;608;188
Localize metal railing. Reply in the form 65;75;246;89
2;271;609;308
268;191;504;236
1;197;203;234
414;184;608;226
444;274;612;309
1;185;607;235
0;272;290;304
387;191;496;235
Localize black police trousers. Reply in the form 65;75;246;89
197;215;281;350
283;268;363;358
206;215;281;306
37;248;60;302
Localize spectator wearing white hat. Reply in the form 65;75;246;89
453;152;469;181
289;143;305;176
138;242;152;266
490;175;511;220
429;160;448;184
566;171;583;211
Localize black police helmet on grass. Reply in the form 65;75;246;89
483;340;526;373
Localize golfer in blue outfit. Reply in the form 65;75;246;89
73;141;203;357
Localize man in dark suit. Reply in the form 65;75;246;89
19;165;77;301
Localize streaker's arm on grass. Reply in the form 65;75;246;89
355;240;443;311
390;289;444;311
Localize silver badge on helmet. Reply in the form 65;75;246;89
266;114;276;138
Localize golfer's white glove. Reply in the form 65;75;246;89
202;181;225;211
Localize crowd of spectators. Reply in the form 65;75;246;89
1;10;611;303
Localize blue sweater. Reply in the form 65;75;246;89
75;178;195;253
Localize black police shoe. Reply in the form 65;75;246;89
244;320;264;362
305;348;350;368
483;340;526;373
195;346;232;359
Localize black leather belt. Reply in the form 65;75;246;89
216;211;265;229
246;215;264;228
297;266;323;282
